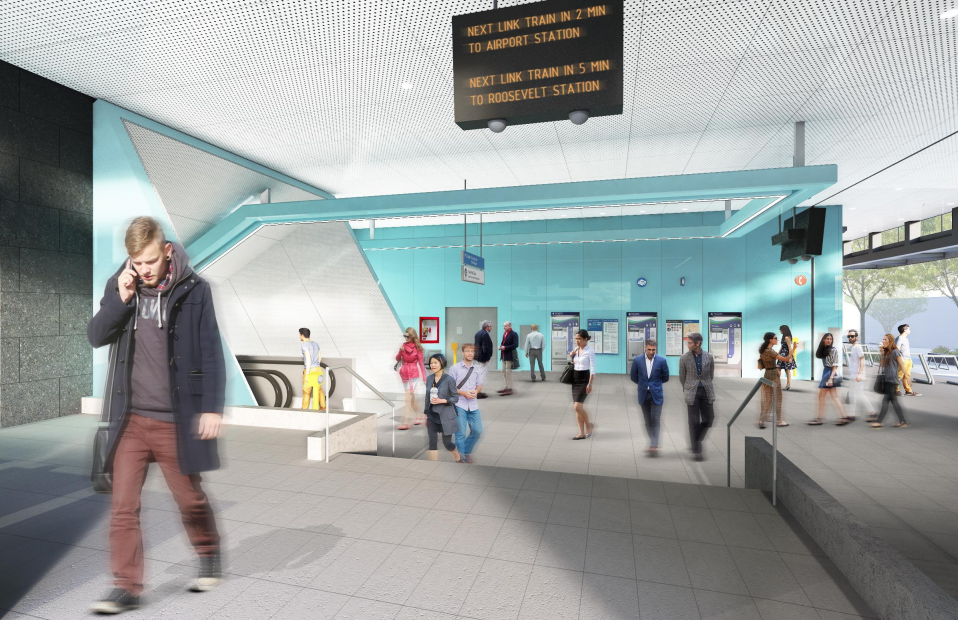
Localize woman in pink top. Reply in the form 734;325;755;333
396;327;427;430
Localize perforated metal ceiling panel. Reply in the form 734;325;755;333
124;121;326;247
3;0;957;237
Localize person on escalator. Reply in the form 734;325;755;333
396;327;427;430
300;327;325;410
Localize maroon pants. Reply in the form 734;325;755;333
110;413;219;595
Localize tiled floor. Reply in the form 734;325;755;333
0;414;876;619
395;371;958;598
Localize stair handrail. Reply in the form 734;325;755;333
726;377;778;505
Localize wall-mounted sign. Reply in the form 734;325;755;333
550;311;580;365
665;319;700;356
586;318;618;355
795;275;807;286
636;277;647;287
626;312;656;366
462;250;485;284
420;317;440;343
452;0;624;130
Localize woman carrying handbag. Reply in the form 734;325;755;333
869;334;907;428
566;329;595;440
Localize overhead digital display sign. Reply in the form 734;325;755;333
452;0;623;130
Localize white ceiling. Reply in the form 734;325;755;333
2;0;957;240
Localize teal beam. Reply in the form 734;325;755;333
188;165;837;271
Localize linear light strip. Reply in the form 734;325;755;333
720;195;788;238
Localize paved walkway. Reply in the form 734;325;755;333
400;371;958;599
0;414;875;619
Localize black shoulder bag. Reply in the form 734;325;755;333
91;342;117;494
560;349;577;385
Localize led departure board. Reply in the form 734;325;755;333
452;0;623;130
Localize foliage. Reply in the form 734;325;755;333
906;258;958;312
842;269;904;342
866;296;928;335
931;346;958;355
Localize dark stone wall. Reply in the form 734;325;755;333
0;61;94;427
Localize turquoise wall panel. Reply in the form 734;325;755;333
360;208;842;379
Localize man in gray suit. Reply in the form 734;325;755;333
679;332;715;461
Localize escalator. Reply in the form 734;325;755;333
238;356;336;408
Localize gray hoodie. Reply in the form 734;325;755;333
129;242;190;423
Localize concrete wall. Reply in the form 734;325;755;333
0;61;94;427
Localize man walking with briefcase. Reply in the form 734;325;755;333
87;217;225;614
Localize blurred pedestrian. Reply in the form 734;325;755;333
424;354;462;461
870;334;908;428
895;324;921;396
474;320;494;399
811;333;848;425
498;320;518;395
450;343;483;463
777;324;797;390
630;338;669;455
525;324;546;382
396;327;427;430
846;329;875;422
758;332;790;428
569;329;595;440
679;332;715;461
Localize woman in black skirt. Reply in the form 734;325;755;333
568;329;596;440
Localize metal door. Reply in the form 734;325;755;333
445;307;497;366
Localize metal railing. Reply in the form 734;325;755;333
322;365;396;463
726;377;778;506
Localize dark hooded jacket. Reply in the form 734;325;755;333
87;242;225;475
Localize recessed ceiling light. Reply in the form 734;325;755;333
850;208;856;210
401;82;413;90
941;7;958;18
640;210;646;213
895;187;903;190
949;202;956;205
681;208;688;211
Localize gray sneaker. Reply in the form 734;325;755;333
91;588;139;614
190;553;222;592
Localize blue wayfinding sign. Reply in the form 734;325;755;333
462;251;485;269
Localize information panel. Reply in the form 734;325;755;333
452;0;624;130
551;311;580;365
626;312;656;365
586;318;618;355
665;319;700;356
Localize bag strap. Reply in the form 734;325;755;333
457;365;475;389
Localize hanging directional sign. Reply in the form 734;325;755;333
462;250;485;284
452;0;624;130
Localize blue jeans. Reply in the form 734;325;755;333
454;406;483;456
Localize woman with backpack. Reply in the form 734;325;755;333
395;327;427;430
758;332;791;428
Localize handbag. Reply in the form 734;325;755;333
830;374;843;387
91;342;117;494
874;373;886;394
559;349;577;385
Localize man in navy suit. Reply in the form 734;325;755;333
630;339;670;455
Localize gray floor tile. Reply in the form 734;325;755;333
472;487;521;518
630;501;676;539
633;534;690;587
728;546;812;606
355;546;441;605
490;468;530;489
663;482;709;508
779;553;877;618
753;514;825;557
592;476;630;500
579;573;639;620
535;523;588;571
522;471;561;493
443;514;505;558
517;565;583;620
507;490;555;523
637;581;700;620
584;529;635;579
548;493;592;528
627;479;668;504
260;532;355;586
711;509;775;551
333;597;402;620
692;589;762;620
488;519;546;564
679;540;749;596
310;539;396;595
754;599;825;620
669;505;725;545
363;505;431;545
273;584;350;619
589;497;632;533
459;558;533;620
556;473;594;497
214;578;302;620
405;551;483;614
402;510;467;551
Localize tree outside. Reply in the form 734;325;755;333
867;296;929;336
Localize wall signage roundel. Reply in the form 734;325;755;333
636;277;648;288
795;275;808;286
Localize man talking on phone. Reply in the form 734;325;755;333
88;216;225;614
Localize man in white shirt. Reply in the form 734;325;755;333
524;324;546;382
846;329;875;421
895;324;921;396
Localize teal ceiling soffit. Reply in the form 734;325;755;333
94;101;334;199
188;165;837;271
